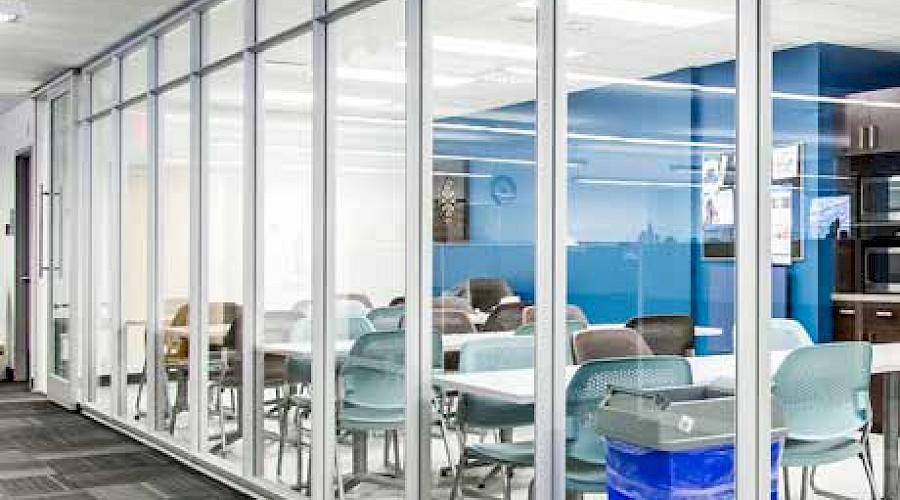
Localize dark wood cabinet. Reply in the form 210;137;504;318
847;88;900;155
832;297;900;432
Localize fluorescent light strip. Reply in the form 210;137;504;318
516;0;730;28
431;36;583;61
337;67;472;89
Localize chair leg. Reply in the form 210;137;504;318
296;409;305;491
502;465;513;500
383;430;392;468
782;466;791;500
392;430;402;477
800;467;810;500
438;417;454;470
276;399;287;476
335;449;346;500
451;430;468;500
861;451;878;500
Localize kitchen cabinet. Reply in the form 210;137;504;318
846;87;900;155
831;297;900;432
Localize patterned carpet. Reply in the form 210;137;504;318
0;383;248;499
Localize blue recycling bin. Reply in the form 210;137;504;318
596;385;786;499
606;439;783;499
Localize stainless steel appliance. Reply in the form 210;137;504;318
865;246;900;292
861;175;900;222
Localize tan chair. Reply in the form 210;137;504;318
433;296;473;313
571;327;653;364
522;304;588;328
625;314;695;356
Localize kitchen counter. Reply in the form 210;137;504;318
832;293;900;303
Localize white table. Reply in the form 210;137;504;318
434;343;900;499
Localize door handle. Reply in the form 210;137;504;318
838;309;856;316
876;310;893;318
17;276;30;283
869;124;878;150
859;126;867;150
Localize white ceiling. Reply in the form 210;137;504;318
0;0;185;114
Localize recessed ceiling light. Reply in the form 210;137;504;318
0;0;26;23
518;0;731;28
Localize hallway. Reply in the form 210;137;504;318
0;383;248;499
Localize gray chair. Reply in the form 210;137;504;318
434;296;474;313
571;327;653;364
482;301;525;332
522;304;588;328
338;293;373;310
625;314;695;356
433;309;477;334
450;278;514;312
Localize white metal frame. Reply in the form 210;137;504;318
28;0;777;497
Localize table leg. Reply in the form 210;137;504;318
884;372;900;500
352;431;368;475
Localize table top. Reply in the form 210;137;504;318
165;324;231;338
433;343;900;404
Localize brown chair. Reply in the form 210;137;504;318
482;301;525;332
571;327;653;364
457;278;514;312
522;304;588;327
625;314;695;356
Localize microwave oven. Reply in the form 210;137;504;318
861;175;900;222
865;246;900;293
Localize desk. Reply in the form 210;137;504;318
434;343;900;499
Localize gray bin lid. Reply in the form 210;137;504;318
595;385;787;452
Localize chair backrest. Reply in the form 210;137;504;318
389;296;406;307
567;356;692;463
625;314;695;356
433;296;473;313
338;293;373;310
342;331;405;411
263;310;304;343
168;302;242;352
482;301;525;332
337;316;375;340
773;342;872;440
768;318;812;351
293;298;369;318
433;308;476;334
465;278;514;312
572;327;653;364
522;304;589;327
458;336;534;428
367;305;406;332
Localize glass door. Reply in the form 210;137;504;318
47;90;76;407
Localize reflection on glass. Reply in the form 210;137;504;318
157;84;191;444
430;0;537;497
257;0;312;40
203;63;244;469
772;1;889;496
202;0;243;65
160;23;190;85
331;0;406;497
257;34;313;492
122;46;148;101
91;114;115;411
562;0;736;496
50;94;72;379
123;102;149;426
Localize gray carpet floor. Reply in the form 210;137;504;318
0;383;248;499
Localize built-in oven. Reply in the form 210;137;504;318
861;175;900;222
865;246;900;293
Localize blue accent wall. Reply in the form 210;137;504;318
434;43;900;354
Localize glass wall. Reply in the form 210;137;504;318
68;0;856;498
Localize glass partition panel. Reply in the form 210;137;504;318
257;0;312;40
160;23;191;85
157;84;192;445
202;0;243;66
257;33;313;492
771;1;898;496
330;0;406;496
562;0;737;496
90;114;115;411
122;46;149;101
91;64;116;113
429;0;537;497
50;93;73;380
122;101;150;426
202;62;244;470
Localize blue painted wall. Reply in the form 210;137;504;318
434;43;900;354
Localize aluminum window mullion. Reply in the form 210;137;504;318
735;0;772;496
534;0;567;498
311;0;334;494
187;10;209;454
111;55;125;418
404;0;431;497
146;35;161;433
240;0;261;477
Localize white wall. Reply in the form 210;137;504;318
0;99;36;382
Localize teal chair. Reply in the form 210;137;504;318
367;305;406;332
564;356;693;496
337;316;375;340
773;342;875;500
768;318;812;351
452;337;536;500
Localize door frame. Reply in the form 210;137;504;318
13;146;33;383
